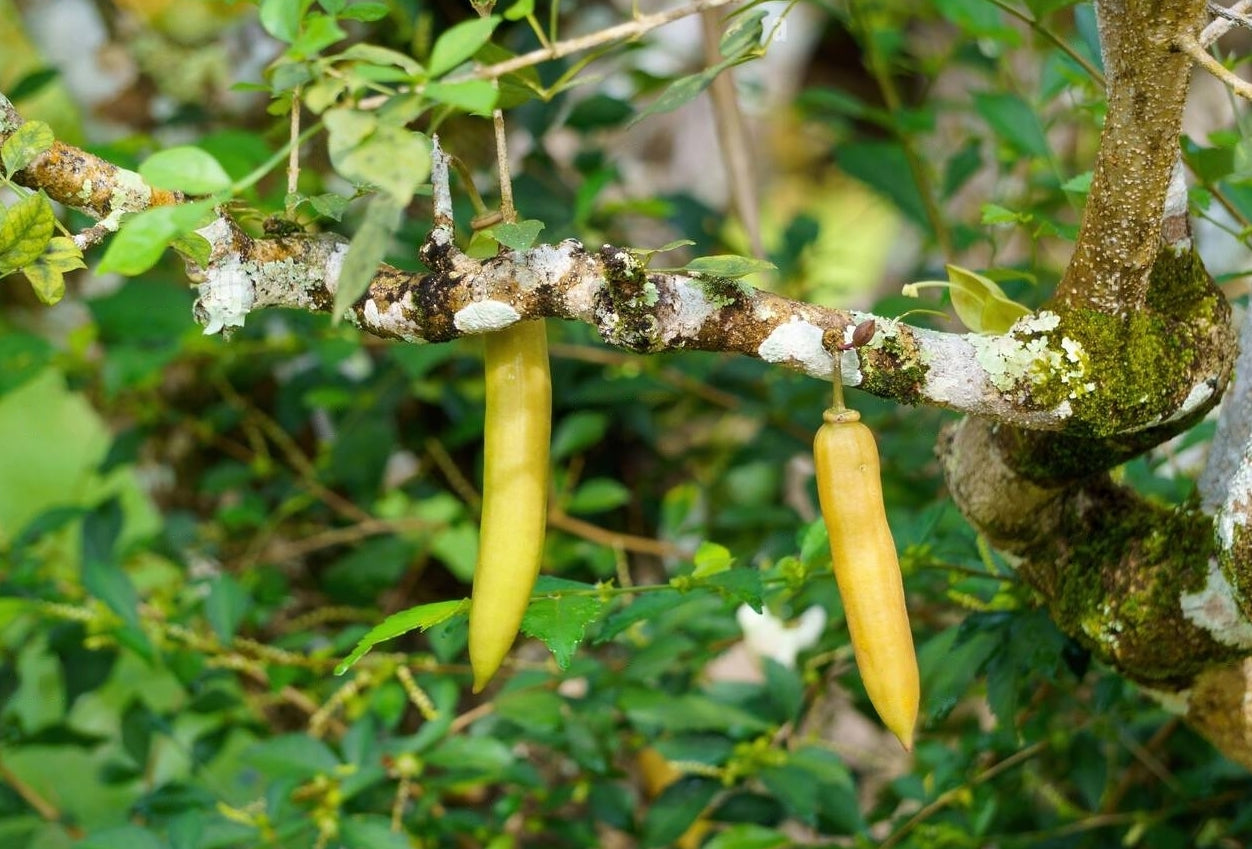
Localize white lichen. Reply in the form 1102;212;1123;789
1180;559;1252;649
757;318;835;379
196;254;254;335
664;279;716;342
363;293;424;343
454;300;522;333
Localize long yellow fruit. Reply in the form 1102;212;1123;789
814;408;919;749
468;319;551;692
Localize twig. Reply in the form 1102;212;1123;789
700;8;763;258
0;755;81;837
1204;0;1252;45
548;509;683;558
1178;33;1252;100
449;0;742;84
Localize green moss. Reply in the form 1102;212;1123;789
1026;246;1217;438
863;331;927;405
692;275;744;310
1045;490;1236;683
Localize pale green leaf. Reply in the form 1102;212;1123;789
428;16;499;77
96;200;216;276
139;146;232;195
946;264;1031;334
21;262;65;305
425;79;499;114
0;191;55;274
720;9;766;58
505;0;535;21
259;0;302;42
332;193;403;320
683;253;776;279
492;218;544;251
1;120;54;176
335;598;469;675
692;541;733;578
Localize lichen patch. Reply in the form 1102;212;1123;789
454;300;522;333
757;318;835;379
1180;560;1252;649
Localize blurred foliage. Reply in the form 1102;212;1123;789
3;1;1252;848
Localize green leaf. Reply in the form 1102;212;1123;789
683;254;776;279
77;825;166;849
720;9;766;58
551;410;609;460
425;80;499;114
290;13;347;59
243;733;341;778
81;498;143;636
0;332;53;396
339;2;390;22
1061;171;1093;195
491;218;544;251
335;598;468;675
640;778;719;848
259;0;303;43
945;264;1031;334
565;477;631;515
0;191;55;273
703;824;792;849
521;577;605;668
691;541;733;578
596;589;690;643
139;146;232;195
336;43;424;75
22;235;84;304
622;689;771;734
974;92;1050;158
836;140;931;230
8;68;60;103
339;816;413;849
96;200;216;276
633;68;717;126
697;568;763;611
428;16;500;77
2;120;54;175
332;193;403;321
327;117;430;204
504;0;535;20
759;764;819;824
204;574;251;642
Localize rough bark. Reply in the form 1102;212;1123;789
5;0;1252;766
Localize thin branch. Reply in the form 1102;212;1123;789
1204;0;1252;45
1178;33;1252;100
448;0;742;84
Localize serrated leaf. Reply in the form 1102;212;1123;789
425;80;499;115
945;264;1030;334
335;598;468;675
96;200;216;276
0;191;55;273
521;577;605;668
684;254;776;279
2;120;54;175
139;146;232;195
596;590;690;643
332;193;403;321
428;16;500;77
492;218;544;251
697;568;763;611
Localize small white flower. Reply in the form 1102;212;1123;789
736;605;827;669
